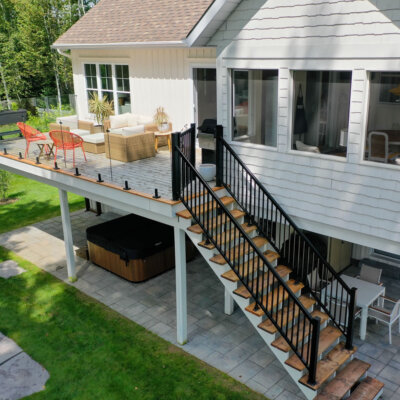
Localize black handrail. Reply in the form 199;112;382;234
172;132;320;384
216;127;356;350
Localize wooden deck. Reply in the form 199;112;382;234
1;137;201;199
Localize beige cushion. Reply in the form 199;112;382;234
296;140;320;153
110;114;129;129
109;127;125;135
84;133;104;144
137;115;153;125
71;129;91;137
121;125;145;136
126;113;139;126
56;115;78;129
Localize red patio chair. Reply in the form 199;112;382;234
17;122;47;158
49;130;87;168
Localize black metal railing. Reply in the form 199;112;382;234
172;134;321;385
215;127;356;350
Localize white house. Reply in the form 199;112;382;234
53;0;400;267
2;1;399;398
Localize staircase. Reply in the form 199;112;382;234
171;126;385;400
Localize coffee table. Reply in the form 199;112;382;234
35;139;55;160
154;130;172;152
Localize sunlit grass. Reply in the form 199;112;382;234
0;173;85;234
0;247;267;400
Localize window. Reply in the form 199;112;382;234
232;69;278;147
366;72;400;165
84;63;131;115
292;71;352;157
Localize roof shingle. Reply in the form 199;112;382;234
54;0;215;46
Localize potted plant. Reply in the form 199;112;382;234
88;93;114;131
153;107;169;132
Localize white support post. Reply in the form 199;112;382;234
174;226;187;345
58;189;76;282
224;288;235;315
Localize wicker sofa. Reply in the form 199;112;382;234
104;131;156;162
102;113;173;162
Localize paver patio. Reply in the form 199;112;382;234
0;210;399;399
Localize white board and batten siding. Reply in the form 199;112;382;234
71;47;216;132
210;0;400;254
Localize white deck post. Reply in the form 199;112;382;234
58;189;76;282
224;288;235;315
174;226;187;345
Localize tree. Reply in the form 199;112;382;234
0;0;99;102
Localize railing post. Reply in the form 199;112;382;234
308;317;320;386
171;132;181;201
345;287;357;350
190;123;196;166
216;125;223;187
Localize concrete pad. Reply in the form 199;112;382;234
0;260;25;279
0;352;49;400
0;337;22;365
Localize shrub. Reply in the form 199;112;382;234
0;170;11;201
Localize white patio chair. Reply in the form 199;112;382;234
357;264;382;286
307;269;329;294
330;300;361;328
368;296;400;345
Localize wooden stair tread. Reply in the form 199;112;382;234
286;326;342;371
272;310;329;352
245;279;304;317
299;343;357;391
316;358;371;400
188;209;245;234
199;223;257;250
176;196;234;219
183;186;224;201
210;236;268;265
233;265;291;299
258;296;316;334
348;376;384;400
221;251;281;282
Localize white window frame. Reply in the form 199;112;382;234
83;62;131;116
230;68;279;149
288;68;353;161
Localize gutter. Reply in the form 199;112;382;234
56;48;72;58
52;40;187;50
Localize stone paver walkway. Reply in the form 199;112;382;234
0;333;49;400
0;260;25;279
0;210;399;399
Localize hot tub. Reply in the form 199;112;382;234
86;214;196;282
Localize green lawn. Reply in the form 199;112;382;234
0;247;266;400
0;174;85;234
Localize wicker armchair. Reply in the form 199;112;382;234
104;131;155;162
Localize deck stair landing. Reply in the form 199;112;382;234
176;191;384;400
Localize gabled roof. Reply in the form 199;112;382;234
53;0;216;48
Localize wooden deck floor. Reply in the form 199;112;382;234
2;137;201;199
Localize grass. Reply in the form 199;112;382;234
0;247;266;400
0;174;85;234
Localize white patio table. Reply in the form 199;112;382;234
322;275;385;340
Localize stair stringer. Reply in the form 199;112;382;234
181;221;319;400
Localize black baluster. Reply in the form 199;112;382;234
153;188;161;199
